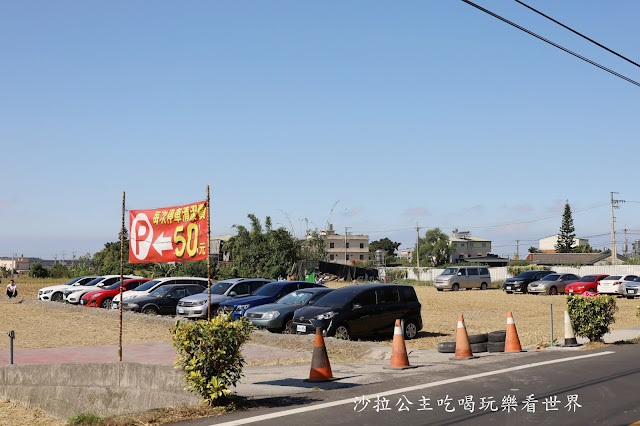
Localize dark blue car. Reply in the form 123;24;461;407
217;281;325;320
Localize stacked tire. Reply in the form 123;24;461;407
437;330;507;353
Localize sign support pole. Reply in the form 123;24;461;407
119;191;125;362
207;185;212;321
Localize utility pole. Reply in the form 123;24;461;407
344;227;351;265
610;192;625;265
624;229;629;256
416;223;420;269
516;240;520;260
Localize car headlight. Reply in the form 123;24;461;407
194;300;208;306
513;280;523;284
262;311;281;320
90;293;102;298
235;304;250;312
315;311;338;320
43;289;53;294
126;303;139;308
126;295;137;299
577;285;586;289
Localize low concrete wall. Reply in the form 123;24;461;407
0;362;200;420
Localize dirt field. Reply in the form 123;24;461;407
3;277;640;351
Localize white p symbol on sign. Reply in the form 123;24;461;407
131;213;153;260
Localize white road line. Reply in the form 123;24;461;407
213;351;615;425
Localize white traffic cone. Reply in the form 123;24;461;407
563;310;580;347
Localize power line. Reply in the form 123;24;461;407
514;0;640;69
460;0;640;88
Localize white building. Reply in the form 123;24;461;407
538;235;589;252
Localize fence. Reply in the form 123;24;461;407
383;265;640;283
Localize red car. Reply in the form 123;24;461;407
81;278;149;309
566;274;609;295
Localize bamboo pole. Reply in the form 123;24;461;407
207;185;212;321
119;191;125;362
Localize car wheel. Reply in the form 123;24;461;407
100;298;113;309
588;288;595;292
281;317;294;334
452;283;460;292
404;320;418;340
436;289;443;292
480;283;488;290
549;287;558;295
333;324;350;340
627;296;635;300
505;291;513;294
142;306;158;315
51;292;63;302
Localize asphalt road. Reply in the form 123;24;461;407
173;345;640;426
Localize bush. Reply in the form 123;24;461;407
507;264;549;277
172;316;252;405
566;295;618;342
29;263;49;278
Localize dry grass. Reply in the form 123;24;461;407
0;399;66;426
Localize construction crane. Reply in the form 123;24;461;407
326;200;339;230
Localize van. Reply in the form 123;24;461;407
433;266;491;291
291;284;422;340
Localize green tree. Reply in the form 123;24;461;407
573;243;600;253
528;246;539;253
301;231;326;261
29;263;49;278
369;238;401;262
414;228;455;267
49;263;69;278
222;214;302;279
556;201;576;253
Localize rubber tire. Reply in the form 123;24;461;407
437;341;456;353
549;286;558;295
437;289;443;292
480;283;488;290
404;320;418;340
333;323;350;340
142;306;158;315
627;296;635;300
51;292;63;302
468;333;488;344
505;291;513;294
487;341;505;352
588;288;595;292
488;330;507;342
452;283;460;291
281;317;293;334
470;342;487;353
100;297;113;309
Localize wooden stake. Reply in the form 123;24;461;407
119;191;125;362
207;185;212;321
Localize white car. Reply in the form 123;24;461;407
111;276;210;310
64;275;139;304
38;276;99;302
597;275;638;296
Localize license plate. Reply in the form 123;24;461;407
178;308;185;313
569;290;574;293
506;286;512;290
629;290;636;294
297;325;306;332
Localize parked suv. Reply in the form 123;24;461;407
176;278;273;319
433;267;491;291
503;270;555;294
291;284;422;340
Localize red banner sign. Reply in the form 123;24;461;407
129;201;208;263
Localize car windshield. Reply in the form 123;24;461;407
606;276;621;281
515;271;537;279
541;274;560;281
441;268;458;276
105;281;124;290
633;277;640;282
314;290;356;309
577;276;597;283
149;286;172;297
277;291;314;305
134;280;161;292
83;278;104;286
66;277;87;286
203;281;233;295
251;283;283;297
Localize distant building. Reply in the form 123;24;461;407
450;230;491;263
210;234;234;264
399;248;414;261
322;224;369;265
526;251;626;266
538;235;589;253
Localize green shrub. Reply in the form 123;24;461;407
172;316;252;405
386;269;407;282
507;264;550;277
566;295;618;342
68;413;102;425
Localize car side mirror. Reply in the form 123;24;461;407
308;300;316;305
228;291;237;297
457;272;463;276
353;303;362;310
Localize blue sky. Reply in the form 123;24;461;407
2;1;640;260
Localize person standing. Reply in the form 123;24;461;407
6;279;17;298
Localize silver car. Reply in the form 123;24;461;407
527;273;580;295
176;278;273;319
433;266;491;291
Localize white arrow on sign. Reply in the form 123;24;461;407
152;232;173;256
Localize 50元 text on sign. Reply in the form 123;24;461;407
129;201;208;263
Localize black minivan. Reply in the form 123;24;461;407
291;284;422;340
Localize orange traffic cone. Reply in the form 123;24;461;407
306;327;336;382
451;315;477;360
384;319;418;370
504;312;525;353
